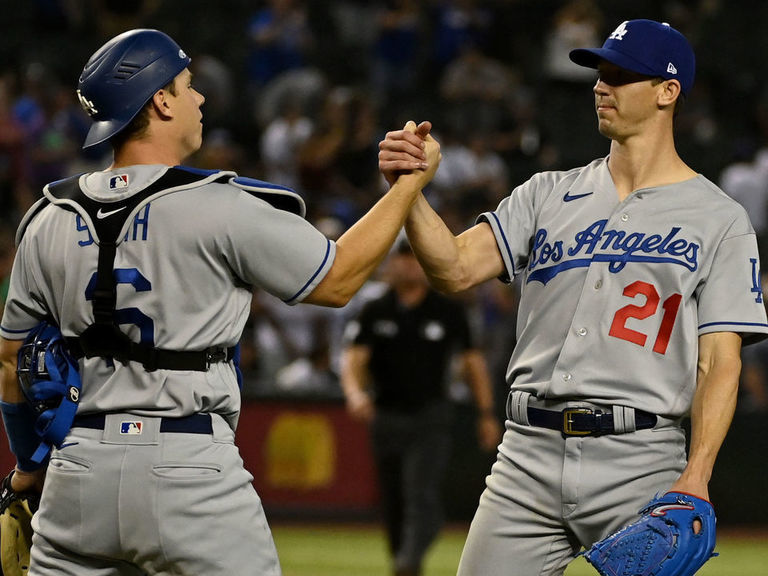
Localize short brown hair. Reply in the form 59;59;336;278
110;79;177;150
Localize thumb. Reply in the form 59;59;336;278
415;120;432;139
403;120;418;133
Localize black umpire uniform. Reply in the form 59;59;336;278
344;276;476;575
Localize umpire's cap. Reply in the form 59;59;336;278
569;19;695;95
77;29;191;149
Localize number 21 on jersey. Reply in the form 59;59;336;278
609;280;681;355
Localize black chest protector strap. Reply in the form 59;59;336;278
49;168;235;372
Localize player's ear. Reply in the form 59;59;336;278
150;89;173;120
657;79;682;109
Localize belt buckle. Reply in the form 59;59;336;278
562;408;593;436
205;348;227;367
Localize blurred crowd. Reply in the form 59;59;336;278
2;0;768;412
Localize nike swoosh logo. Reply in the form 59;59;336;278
58;442;79;449
96;206;127;219
563;191;594;202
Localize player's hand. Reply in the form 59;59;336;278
388;121;441;191
345;389;375;423
477;413;502;452
378;120;435;187
10;467;45;494
668;476;709;534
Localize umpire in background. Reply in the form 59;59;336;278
341;237;501;576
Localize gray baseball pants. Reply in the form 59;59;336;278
29;413;281;576
457;393;687;576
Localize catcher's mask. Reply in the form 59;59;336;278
16;322;81;463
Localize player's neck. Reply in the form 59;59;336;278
607;135;696;201
109;138;186;170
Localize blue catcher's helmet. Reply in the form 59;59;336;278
77;29;191;149
17;322;82;463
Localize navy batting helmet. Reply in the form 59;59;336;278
77;29;191;149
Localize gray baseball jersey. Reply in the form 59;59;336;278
1;164;336;424
1;164;337;575
456;157;768;576
479;157;768;418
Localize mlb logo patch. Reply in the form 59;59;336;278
120;421;143;435
109;174;129;189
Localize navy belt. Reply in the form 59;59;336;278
72;413;213;434
528;406;657;437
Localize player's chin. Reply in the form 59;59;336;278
596;118;617;139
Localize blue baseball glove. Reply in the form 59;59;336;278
584;492;717;576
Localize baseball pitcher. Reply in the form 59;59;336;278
378;19;768;576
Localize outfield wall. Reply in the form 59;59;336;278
0;400;764;525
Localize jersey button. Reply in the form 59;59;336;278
621;213;629;222
594;279;603;289
577;327;588;336
562;373;572;381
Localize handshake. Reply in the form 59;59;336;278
378;120;442;191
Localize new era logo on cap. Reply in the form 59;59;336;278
569;19;695;95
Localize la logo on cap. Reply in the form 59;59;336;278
609;21;628;40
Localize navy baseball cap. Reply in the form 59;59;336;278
569;19;695;95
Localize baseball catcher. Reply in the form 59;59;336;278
583;491;717;576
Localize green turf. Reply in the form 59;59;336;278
272;523;768;576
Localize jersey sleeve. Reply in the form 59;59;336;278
696;229;768;344
0;233;48;339
224;189;336;305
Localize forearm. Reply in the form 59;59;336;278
405;194;475;294
404;191;506;295
674;332;742;496
463;349;502;451
340;345;374;421
305;180;421;306
0;338;23;403
683;366;739;485
340;347;370;398
463;349;495;414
